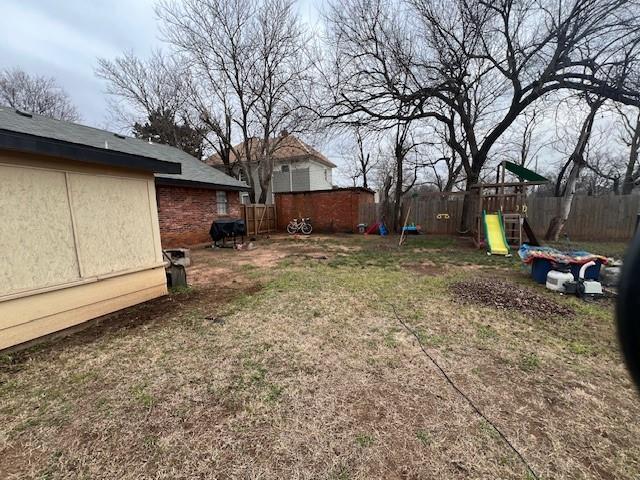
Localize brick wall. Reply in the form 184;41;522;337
275;188;375;233
156;185;241;247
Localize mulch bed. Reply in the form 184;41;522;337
450;277;574;318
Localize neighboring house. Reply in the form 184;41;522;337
206;134;337;204
153;148;249;247
0;107;179;351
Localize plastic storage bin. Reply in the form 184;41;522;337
531;258;553;284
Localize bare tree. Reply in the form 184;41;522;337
323;0;640;230
545;95;605;240
340;125;376;188
96;50;188;126
157;0;314;203
0;68;79;121
584;152;624;195
382;119;430;231
497;105;550;168
617;106;640;194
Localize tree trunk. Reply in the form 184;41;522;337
393;179;403;232
242;164;257;204
544;99;603;240
392;147;404;232
459;160;483;233
257;165;271;204
380;174;393;226
545;155;582;240
361;153;369;189
622;113;640;194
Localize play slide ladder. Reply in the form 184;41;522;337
483;210;510;256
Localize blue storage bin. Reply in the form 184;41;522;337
570;261;602;281
531;258;553;284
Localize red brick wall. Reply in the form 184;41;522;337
156;185;241;247
275;188;375;233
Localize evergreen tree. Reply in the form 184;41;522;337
133;108;207;159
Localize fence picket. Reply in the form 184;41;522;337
359;195;640;240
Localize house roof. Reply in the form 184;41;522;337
0;106;179;174
0;106;249;190
155;149;248;191
207;134;337;169
0;107;248;190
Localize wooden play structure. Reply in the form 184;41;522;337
471;161;548;253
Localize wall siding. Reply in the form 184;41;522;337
291;168;311;191
0;151;167;351
308;162;332;190
156;185;241;247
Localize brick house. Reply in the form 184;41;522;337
154;148;249;247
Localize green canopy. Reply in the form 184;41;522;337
503;161;548;182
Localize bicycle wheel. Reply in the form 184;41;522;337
287;223;297;234
301;223;312;235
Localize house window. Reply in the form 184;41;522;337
281;165;290;173
216;191;228;215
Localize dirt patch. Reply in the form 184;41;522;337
188;245;288;288
404;261;446;276
450;277;574;318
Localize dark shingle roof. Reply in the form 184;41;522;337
154;147;248;190
0;106;248;190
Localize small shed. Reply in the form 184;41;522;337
0;107;181;351
275;187;375;233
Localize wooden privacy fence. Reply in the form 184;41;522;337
241;204;277;235
359;194;640;241
359;192;471;235
526;195;640;241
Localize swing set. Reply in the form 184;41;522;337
470;161;548;253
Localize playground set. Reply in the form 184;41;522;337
470;160;548;255
468;161;609;295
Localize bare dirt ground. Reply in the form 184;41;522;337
1;234;638;479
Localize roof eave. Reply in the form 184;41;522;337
155;176;250;191
0;130;181;174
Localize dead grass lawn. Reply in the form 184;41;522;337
1;234;638;479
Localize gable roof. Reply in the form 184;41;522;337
207;134;337;169
0;106;248;190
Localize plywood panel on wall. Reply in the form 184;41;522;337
0;165;80;295
68;174;157;277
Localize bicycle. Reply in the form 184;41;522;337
287;217;313;235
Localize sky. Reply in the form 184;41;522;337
0;1;626;188
0;0;355;180
0;0;160;129
0;0;324;128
